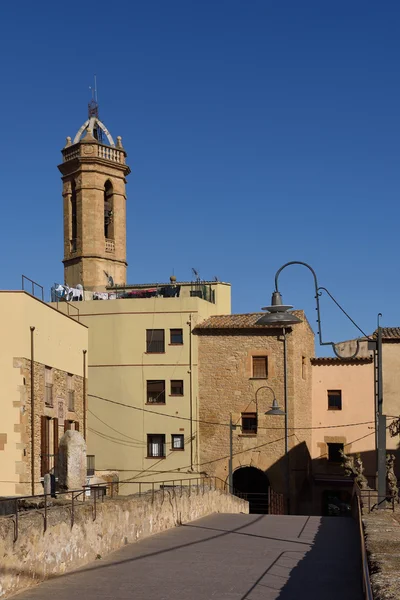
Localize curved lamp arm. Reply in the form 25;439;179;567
274;261;362;359
255;385;276;411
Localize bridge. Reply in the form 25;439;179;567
14;513;362;600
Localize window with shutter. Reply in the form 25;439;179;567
147;381;166;404
146;329;165;353
252;357;268;379
45;367;53;406
67;374;75;411
41;416;50;476
241;413;258;434
170;380;184;396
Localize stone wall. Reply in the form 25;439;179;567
0;486;248;598
12;358;85;496
363;509;400;600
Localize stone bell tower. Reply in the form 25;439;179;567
58;102;130;290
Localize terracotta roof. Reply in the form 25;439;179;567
378;328;400;340
195;311;303;330
311;357;373;365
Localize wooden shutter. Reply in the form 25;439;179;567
53;418;59;473
74;421;80;432
64;419;70;433
41;415;49;476
253;357;268;378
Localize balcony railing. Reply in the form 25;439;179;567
147;443;166;458
105;239;115;253
63;143;125;165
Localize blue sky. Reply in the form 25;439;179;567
1;1;399;348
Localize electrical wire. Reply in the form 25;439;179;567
88;392;377;431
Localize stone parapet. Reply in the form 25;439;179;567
0;486;248;598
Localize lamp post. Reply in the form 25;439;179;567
265;398;289;513
256;261;386;508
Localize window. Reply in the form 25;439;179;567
171;380;184;396
67;374;75;411
241;412;257;434
170;328;183;345
252;356;268;379
147;380;166;404
171;434;184;450
147;434;166;458
146;329;165;353
327;443;344;463
45;367;53;407
328;390;342;411
104;180;114;239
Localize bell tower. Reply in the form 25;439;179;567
58;101;130;290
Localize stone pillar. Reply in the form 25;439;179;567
58;430;87;490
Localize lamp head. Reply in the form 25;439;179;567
265;398;286;416
256;291;302;326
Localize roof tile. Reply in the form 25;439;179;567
195;311;303;330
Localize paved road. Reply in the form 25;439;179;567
16;514;362;599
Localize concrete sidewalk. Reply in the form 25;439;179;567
15;514;363;599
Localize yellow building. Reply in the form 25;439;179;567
53;105;232;487
0;291;88;497
71;281;231;486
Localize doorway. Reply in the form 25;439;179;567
232;467;270;513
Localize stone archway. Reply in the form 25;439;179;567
232;466;269;514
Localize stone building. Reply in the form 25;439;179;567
59;108;130;290
194;312;314;514
0;291;88;497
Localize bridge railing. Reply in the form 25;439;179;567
353;485;373;600
0;476;236;542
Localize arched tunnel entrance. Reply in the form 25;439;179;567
232;467;269;514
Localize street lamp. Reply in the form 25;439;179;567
257;261;386;508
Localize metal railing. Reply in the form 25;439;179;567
22;275;44;301
233;487;285;515
353;487;373;600
0;476;235;543
358;486;398;513
54;298;80;321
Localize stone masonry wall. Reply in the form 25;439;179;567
12;358;85;496
197;317;314;513
0;486;248;598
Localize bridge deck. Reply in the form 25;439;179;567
15;514;363;599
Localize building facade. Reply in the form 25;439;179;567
311;356;375;515
194;312;314;514
0;292;88;497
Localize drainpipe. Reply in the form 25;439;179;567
30;326;35;496
187;315;193;469
83;350;87;440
